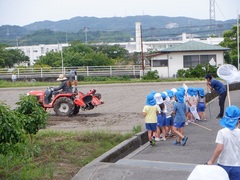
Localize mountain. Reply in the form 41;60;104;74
23;15;234;33
0;15;236;46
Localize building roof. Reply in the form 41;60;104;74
160;41;230;52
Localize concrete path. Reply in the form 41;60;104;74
73;90;240;180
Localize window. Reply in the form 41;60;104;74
183;55;198;68
152;59;168;67
183;54;216;68
200;55;216;65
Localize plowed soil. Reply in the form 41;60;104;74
1;82;206;133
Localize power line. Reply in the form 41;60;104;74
215;0;226;20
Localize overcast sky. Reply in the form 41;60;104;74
0;0;239;26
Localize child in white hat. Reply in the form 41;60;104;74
206;105;240;180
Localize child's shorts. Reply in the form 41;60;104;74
165;116;174;126
157;113;166;127
198;102;205;112
218;164;240;180
145;123;157;131
173;122;185;128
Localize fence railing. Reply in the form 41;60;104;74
0;65;151;80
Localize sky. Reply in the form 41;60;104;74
0;0;239;26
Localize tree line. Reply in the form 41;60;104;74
0;23;239;73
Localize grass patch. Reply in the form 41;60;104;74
0;130;133;180
0;80;59;88
0;78;205;88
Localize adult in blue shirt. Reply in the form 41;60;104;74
205;74;227;118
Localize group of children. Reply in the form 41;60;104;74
142;86;207;146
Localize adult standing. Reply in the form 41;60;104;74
206;105;240;180
205;74;227;118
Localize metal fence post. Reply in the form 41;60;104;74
110;66;112;77
17;68;20;78
87;66;89;76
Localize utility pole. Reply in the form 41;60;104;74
58;42;64;74
83;27;88;44
66;31;68;44
16;37;19;48
140;24;144;75
209;0;216;35
237;13;239;70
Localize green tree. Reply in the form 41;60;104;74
36;42;115;67
219;23;240;67
16;95;48;144
0;44;29;68
37;51;62;66
90;44;129;59
4;49;29;67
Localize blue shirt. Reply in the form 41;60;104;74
210;79;226;94
173;102;187;123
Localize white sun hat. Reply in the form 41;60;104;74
154;93;163;104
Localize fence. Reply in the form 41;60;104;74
0;65;151;81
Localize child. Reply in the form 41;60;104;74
165;90;175;138
143;93;159;146
154;93;167;141
197;88;207;121
172;90;188;146
206;105;240;179
185;87;198;124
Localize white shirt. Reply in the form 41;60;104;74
216;127;240;166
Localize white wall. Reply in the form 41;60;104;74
6;43;69;66
151;51;225;78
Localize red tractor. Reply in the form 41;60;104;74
28;71;103;116
28;87;103;116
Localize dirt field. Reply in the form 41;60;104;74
0;82;206;133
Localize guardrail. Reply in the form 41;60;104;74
0;65;151;80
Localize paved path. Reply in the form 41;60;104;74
73;90;240;180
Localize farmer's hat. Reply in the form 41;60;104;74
146;93;156;106
220;105;240;130
57;74;67;81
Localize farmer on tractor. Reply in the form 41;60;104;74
44;74;72;104
52;74;72;95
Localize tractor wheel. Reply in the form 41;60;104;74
53;97;74;116
73;105;80;115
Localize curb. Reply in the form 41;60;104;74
72;131;148;180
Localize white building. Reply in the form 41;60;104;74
148;41;230;78
6;43;69;66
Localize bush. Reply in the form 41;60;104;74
142;70;159;80
176;64;217;78
16;95;49;143
0;103;24;154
